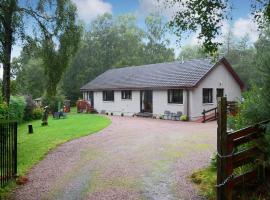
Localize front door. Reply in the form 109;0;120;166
140;90;153;113
88;91;94;107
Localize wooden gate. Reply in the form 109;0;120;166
0;121;17;188
216;97;269;200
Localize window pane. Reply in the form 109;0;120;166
203;88;213;103
122;90;132;99
103;91;114;101
168;89;183;104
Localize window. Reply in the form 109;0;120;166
203;88;213;103
121;90;132;99
103;91;114;101
168;89;183;104
216;88;224;98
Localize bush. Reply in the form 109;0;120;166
32;107;43;120
8;96;26;122
230;87;270;162
210;152;217;169
42;95;65;113
23;96;36;121
180;115;188;121
0;101;9;120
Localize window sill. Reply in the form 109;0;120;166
203;103;214;105
103;100;114;103
121;99;132;101
168;103;184;105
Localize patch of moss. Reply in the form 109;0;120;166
190;167;216;200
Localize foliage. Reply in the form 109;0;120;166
166;0;228;54
0;101;9;120
210;152;217;169
23;96;36;121
165;0;270;54
190;167;216;200
8;96;26;122
0;0;81;103
191;166;270;200
178;45;207;60
144;13;175;63
61;13;175;103
229;24;270;160
40;1;82;97
180;115;188;121
23;96;43;121
16;58;47;98
42;95;65;113
32;107;43;120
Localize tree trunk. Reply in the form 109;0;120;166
2;60;11;104
2;23;13;105
1;1;15;105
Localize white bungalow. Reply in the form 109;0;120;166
80;57;244;121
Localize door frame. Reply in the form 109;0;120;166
140;90;153;113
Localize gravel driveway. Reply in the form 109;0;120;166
10;116;216;200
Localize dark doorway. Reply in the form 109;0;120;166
88;91;94;107
216;88;224;99
140;90;153;113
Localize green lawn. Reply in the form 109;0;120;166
17;111;111;175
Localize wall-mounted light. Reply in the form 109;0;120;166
219;81;223;86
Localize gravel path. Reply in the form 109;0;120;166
10;116;216;200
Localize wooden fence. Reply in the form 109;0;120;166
216;97;269;200
202;101;237;123
0;121;17;188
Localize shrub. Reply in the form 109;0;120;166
8;96;26;122
42;95;65;113
32;107;43;120
23;96;36;121
180;115;188;121
230;87;270;162
210;152;217;169
0;101;9;120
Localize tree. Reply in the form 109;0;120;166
165;0;270;54
178;45;206;60
40;3;81;97
0;0;81;103
61;13;175;103
16;58;47;98
143;13;175;64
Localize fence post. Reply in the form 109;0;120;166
217;97;232;200
203;109;205;123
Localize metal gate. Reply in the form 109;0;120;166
0;121;17;188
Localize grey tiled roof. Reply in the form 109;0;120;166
81;58;216;91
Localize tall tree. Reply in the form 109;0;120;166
40;2;81;97
0;0;81;103
144;13;175;63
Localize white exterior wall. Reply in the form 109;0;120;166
152;90;186;117
83;63;242;120
189;63;242;120
90;91;140;116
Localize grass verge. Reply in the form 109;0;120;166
191;166;270;200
